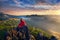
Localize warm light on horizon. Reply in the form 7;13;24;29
1;9;60;15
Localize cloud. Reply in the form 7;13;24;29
45;0;57;4
36;0;60;5
11;0;60;10
13;0;36;5
13;0;22;4
12;0;60;9
0;0;60;5
0;0;8;1
0;0;60;10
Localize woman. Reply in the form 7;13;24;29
17;18;26;31
17;18;30;40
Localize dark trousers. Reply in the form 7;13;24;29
16;26;30;40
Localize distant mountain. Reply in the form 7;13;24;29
0;12;47;21
0;12;51;21
0;12;20;20
0;12;9;20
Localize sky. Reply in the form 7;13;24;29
0;0;60;15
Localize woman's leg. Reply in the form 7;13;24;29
23;26;30;40
16;27;19;31
16;27;23;32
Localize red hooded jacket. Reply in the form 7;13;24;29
18;19;26;28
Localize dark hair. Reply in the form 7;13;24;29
20;18;23;22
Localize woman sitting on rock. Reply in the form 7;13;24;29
17;18;30;40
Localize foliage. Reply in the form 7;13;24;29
0;18;51;40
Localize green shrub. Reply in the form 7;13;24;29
0;18;52;40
